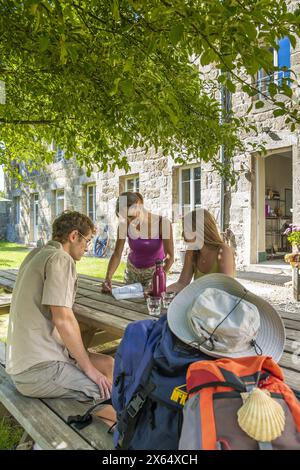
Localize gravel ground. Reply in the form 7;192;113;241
167;273;300;314
237;280;299;314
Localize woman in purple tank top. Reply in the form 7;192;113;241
102;192;174;291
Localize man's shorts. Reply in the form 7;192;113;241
10;361;102;403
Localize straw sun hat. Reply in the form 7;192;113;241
167;274;285;362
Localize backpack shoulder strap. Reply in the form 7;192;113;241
198;388;216;450
117;361;156;449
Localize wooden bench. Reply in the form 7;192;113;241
0;292;11;312
0;342;114;450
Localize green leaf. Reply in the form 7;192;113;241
273;108;286;117
112;0;120;22
169;24;184;46
243;23;257;41
30;3;39;16
123;58;134;72
161;103;178;126
39;36;50;52
224;79;236;93
242;84;252;94
59;36;68;65
281;83;293;98
200;49;215;66
109;77;121;96
289;35;297;49
268;82;278;97
120;79;134;96
255;101;265;109
218;74;227;84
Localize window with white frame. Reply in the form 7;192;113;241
125;175;139;193
179;166;201;215
87;184;96;222
56;189;65;216
55;145;65;162
255;37;291;100
34;193;39;226
51;141;65;163
14;197;20;225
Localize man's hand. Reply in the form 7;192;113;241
101;279;112;293
87;367;112;399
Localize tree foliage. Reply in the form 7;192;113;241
0;0;300;180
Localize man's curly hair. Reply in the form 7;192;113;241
52;211;96;243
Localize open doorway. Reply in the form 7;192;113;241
264;151;292;260
252;148;293;266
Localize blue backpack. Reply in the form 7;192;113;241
111;315;209;450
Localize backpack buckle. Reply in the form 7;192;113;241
127;393;145;418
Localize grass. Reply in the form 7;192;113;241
77;255;125;281
0;241;126;280
0;415;24;450
0;242;29;269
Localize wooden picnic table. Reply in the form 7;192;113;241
1;268;300;392
0;268;152;351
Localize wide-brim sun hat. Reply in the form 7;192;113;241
167;273;285;362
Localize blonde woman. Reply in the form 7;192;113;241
167;209;235;293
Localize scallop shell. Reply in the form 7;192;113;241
237;388;285;442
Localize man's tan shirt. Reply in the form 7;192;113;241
6;241;77;375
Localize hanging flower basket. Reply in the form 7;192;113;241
284;252;300;268
284;224;300;267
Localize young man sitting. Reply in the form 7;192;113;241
6;210;115;424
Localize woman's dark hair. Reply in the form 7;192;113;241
52;210;96;243
115;191;144;217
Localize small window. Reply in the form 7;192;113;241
14;197;20;225
277;36;291;85
179;166;201;214
125;175;139;193
255;37;291;100
51;142;65;163
87;184;96;222
56;190;65;216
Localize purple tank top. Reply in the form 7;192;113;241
128;234;165;269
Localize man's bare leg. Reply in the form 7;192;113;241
89;351;114;382
89;351;116;425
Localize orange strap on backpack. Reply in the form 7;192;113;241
199;388;217;450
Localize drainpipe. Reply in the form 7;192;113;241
219;78;231;234
220;144;226;233
219;83;226;233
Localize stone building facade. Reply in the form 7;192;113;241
4;0;300;269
